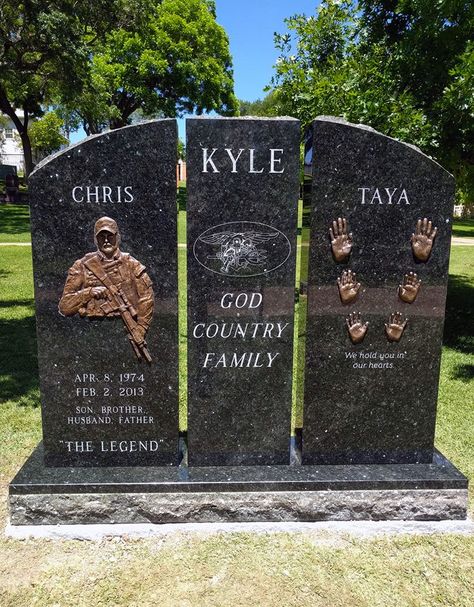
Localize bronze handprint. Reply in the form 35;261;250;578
385;312;408;342
330;217;353;262
411;218;437;262
337;270;361;304
346;311;368;344
398;272;421;303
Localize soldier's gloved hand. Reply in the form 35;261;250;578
90;286;108;299
132;324;146;345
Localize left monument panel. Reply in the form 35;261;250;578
29;120;179;466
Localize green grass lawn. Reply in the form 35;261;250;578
0;204;31;242
452;218;474;238
0;204;473;607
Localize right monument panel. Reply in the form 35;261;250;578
303;117;455;465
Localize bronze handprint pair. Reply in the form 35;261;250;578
338;269;421;305
330;216;438;264
346;311;408;345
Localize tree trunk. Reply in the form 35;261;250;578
20;131;35;177
0;88;35;177
109;116;130;130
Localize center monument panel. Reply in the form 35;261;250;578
186;117;300;466
29;120;179;467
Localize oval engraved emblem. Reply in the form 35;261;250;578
193;221;291;277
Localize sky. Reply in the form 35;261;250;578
71;0;318;144
215;0;318;101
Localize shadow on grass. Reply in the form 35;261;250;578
444;273;474;361
0;299;35;309
0;315;39;405
0;204;30;235
452;219;474;238
450;364;474;382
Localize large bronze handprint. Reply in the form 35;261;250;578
330;217;353;262
337;270;361;304
346;312;368;344
398;272;421;303
411;218;437;262
385;312;408;342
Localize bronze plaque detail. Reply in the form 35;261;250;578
411;218;437;262
59;216;154;362
398;272;421;303
346;311;369;344
337;269;361;304
330;217;353;262
385;312;408;342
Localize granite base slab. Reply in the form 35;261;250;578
9;444;468;525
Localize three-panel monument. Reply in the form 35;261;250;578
8;117;468;526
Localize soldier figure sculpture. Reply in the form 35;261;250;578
59;216;154;361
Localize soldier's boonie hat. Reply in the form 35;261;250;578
95;216;118;235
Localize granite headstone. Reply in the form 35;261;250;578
303;117;455;465
186;117;300;466
29;120;179;467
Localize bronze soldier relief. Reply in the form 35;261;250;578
398;272;421;303
411;218;437;262
385;312;408;343
59;217;154;362
346;312;369;344
337;269;361;304
330;217;353;262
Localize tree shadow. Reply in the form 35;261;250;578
450;364;474;382
452;219;474;238
177;185;186;211
0;315;39;406
444;273;474;354
0;204;30;235
0;299;35;309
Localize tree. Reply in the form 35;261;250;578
0;1;118;175
1;0;237;175
239;91;281;117
29;111;68;160
358;0;474;200
67;0;238;134
272;0;473;200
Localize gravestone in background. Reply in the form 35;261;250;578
303;117;455;465
28;120;179;466
186;117;300;466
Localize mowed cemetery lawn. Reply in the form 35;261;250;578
0;204;473;607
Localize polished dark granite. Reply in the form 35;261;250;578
9;443;467;495
28;121;179;467
303;117;455;465
186;118;300;466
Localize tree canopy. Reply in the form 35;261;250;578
271;0;473;201
0;0;237;175
63;0;238;134
29;111;68;159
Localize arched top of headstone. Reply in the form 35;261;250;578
30;119;176;176
311;116;452;177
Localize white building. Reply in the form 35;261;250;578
0;113;24;172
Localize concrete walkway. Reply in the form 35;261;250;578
6;517;474;541
452;237;474;246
